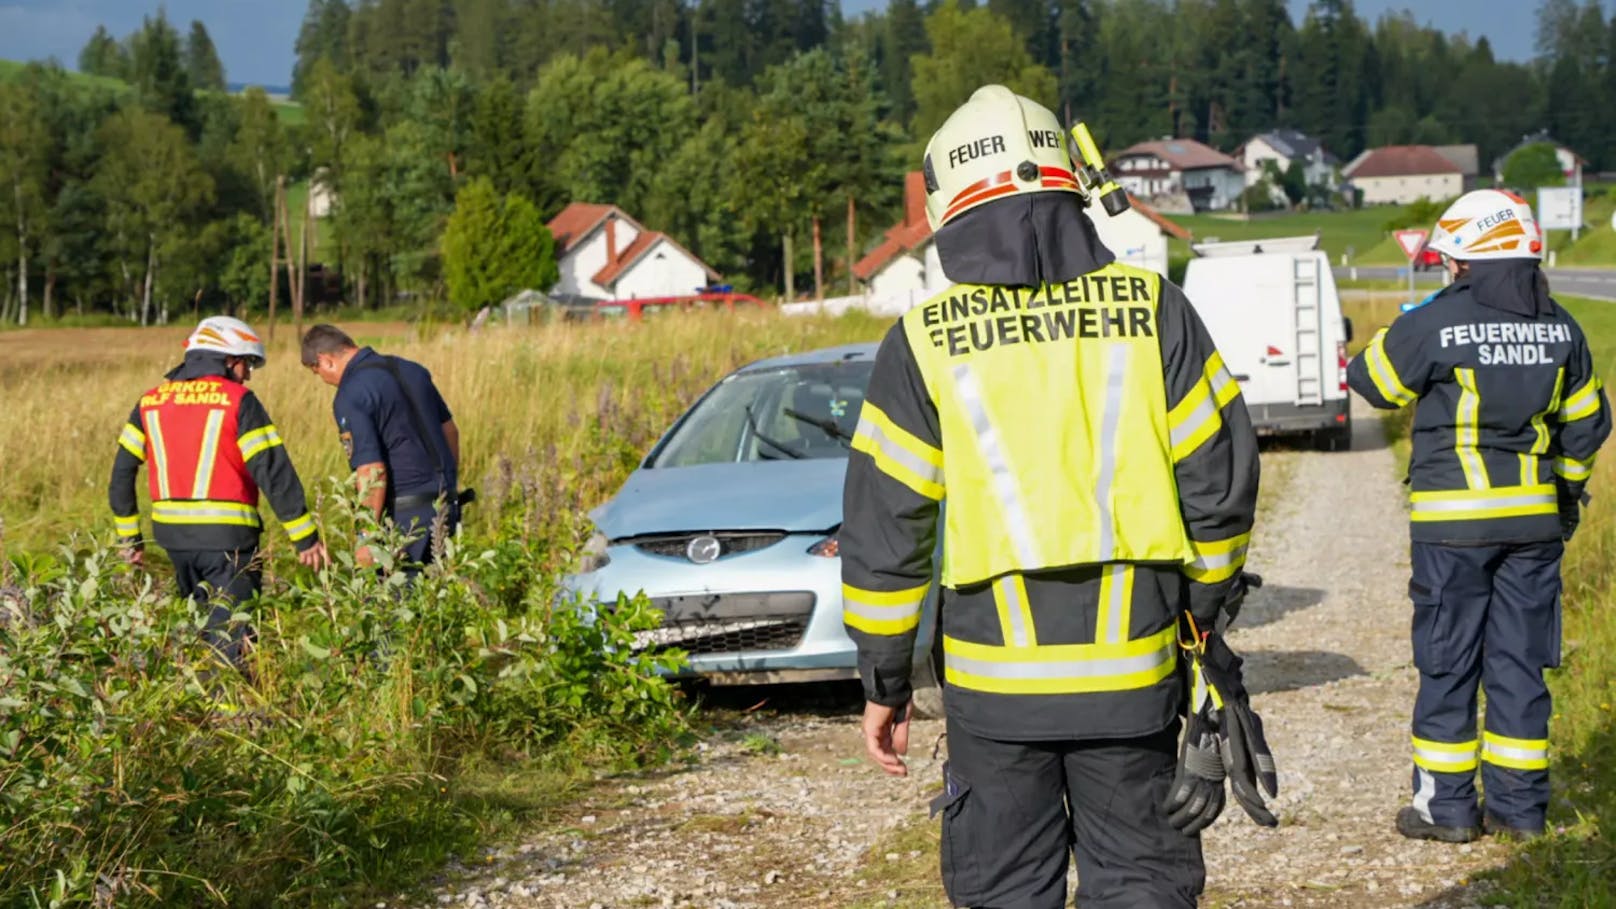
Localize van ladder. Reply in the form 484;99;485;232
1293;256;1324;406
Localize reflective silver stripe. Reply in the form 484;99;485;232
1411;491;1555;513
1190;544;1247;573
1482;741;1547;763
1104;564;1127;644
944;647;1172;681
996;575;1031;647
146;412;172;499
153;503;257;521
1169;384;1218;452
1413;744;1475;769
853;414;944;488
1094;344;1129;561
952;363;1041;566
843;598;922;624
191;409;228;499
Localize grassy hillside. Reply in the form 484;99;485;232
0;57;128;94
1165;207;1397;263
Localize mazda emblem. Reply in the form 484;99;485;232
686;535;722;564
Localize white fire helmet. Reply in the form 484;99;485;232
922;85;1079;231
184;316;267;367
1428;189;1544;262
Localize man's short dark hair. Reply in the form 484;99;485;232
300;324;358;367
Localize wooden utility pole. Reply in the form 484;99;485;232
298;182;313;340
782;232;794;303
267;175;285;342
846;195;856;295
812;216;824;301
277;182;304;342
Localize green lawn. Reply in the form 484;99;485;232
272;99;306;126
283;178;336;262
0;57;129;95
1164;207;1401;264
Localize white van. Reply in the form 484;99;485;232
1181;235;1354;451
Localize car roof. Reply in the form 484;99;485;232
736;342;880;374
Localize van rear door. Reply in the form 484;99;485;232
1182;255;1300;409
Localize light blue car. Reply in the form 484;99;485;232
564;342;941;699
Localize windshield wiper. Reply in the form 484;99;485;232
744;405;803;459
784;407;852;448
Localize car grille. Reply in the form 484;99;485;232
635;591;816;655
629;532;787;561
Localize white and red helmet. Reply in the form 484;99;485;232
922;85;1079;230
184;316;267;367
1429;189;1544;262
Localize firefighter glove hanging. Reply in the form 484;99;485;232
1163;699;1228;834
1163;617;1280;832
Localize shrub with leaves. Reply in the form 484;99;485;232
0;491;686;906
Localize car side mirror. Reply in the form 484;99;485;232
1341;317;1354;344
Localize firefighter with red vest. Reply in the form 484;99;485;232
109;316;330;663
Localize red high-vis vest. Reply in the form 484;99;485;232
137;377;261;528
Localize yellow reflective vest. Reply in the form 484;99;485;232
900;265;1193;587
840;261;1260;740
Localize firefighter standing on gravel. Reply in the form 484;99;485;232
109;316;330;665
841;85;1276;909
1348;189;1612;843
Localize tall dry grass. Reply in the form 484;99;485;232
0;311;888;554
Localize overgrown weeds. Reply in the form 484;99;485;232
0;310;889;905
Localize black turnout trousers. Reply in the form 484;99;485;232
935;714;1203;909
171;548;261;665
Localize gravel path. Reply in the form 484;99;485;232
407;397;1514;909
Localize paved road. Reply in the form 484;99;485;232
1338;265;1616;301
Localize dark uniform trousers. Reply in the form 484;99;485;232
171;548;262;665
389;496;459;575
1411;540;1562;829
936;715;1202;909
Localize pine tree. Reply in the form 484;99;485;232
128;12;200;136
78;26;130;81
880;0;927;123
184;21;227;90
293;0;353;98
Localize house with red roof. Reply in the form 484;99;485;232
1111;138;1245;212
1341;145;1463;206
546;203;720;300
853;172;1192;298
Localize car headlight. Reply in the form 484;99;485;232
578;529;612;572
807;534;839;558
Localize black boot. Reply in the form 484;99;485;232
1396;806;1481;843
1483;812;1544;841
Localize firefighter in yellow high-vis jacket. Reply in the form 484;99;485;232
841;85;1276;908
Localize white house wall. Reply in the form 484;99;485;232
1354;173;1463;206
614;241;711;300
869;255;927;298
1091;207;1170;278
1242;138;1284;187
924;243;947;289
554;215;643;299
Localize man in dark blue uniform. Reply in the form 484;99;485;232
1348;190;1611;843
301;324;461;571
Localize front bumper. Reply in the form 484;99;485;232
564;532;933;682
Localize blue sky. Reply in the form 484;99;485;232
0;0;1545;88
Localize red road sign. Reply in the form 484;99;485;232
1394;229;1430;261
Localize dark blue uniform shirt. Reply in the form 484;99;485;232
334;347;457;500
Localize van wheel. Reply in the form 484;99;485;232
908;639;946;720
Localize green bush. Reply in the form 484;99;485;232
0;492;687;906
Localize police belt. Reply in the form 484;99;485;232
390;488;476;513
